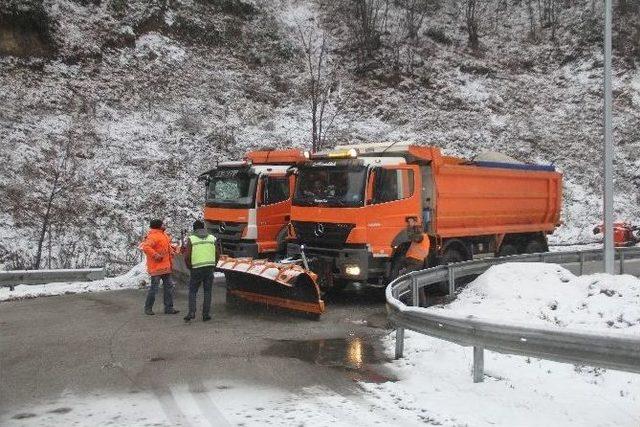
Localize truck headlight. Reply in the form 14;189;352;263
345;265;361;277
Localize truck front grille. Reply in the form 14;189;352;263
205;220;246;240
291;221;355;249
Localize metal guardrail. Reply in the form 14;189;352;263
0;268;105;290
386;247;640;383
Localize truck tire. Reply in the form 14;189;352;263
441;248;464;264
524;239;547;254
498;243;518;257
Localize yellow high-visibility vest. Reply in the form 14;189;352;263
189;234;216;268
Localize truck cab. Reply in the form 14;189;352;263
287;143;562;290
200;150;305;259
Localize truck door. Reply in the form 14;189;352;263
366;165;421;257
256;174;291;253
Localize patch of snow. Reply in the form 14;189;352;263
368;330;640;427
165;9;176;26
370;264;640;426
0;262;148;302
0;380;425;426
456;70;491;104
629;71;640;108
436;263;640;333
135;32;186;64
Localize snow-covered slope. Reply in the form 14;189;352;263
1;0;639;270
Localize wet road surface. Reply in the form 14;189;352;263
0;280;407;425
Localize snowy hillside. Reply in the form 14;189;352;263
1;0;639;271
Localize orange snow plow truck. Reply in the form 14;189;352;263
217;143;562;317
199;149;306;259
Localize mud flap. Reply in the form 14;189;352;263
217;256;325;316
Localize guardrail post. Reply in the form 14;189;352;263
579;252;585;276
410;273;419;307
473;346;484;383
448;266;455;296
395;327;405;359
619;249;625;275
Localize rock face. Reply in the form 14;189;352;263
0;0;639;270
0;6;56;57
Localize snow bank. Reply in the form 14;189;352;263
0;262;148;302
368;264;640;426
367;329;640;426
438;262;640;334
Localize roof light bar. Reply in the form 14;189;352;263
309;148;359;160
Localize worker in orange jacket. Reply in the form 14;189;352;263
139;219;180;316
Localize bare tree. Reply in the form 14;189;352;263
297;24;343;151
526;0;537;41
3;95;95;269
399;0;436;41
352;0;388;69
465;0;480;49
539;0;558;40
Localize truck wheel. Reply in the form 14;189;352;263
498;243;518;257
441;248;464;264
524;240;546;254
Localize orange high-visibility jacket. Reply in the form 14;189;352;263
406;237;430;263
139;229;174;276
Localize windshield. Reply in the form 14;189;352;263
206;168;258;208
293;165;367;207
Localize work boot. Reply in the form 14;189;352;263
165;308;180;315
202;315;212;322
145;309;154;316
184;314;195;322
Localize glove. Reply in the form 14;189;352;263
153;253;163;262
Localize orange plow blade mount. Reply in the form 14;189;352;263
216;255;325;317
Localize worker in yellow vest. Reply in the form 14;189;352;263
183;220;219;322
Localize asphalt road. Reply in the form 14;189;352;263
2;257;639;426
0;280;396;426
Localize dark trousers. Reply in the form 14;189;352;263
145;273;175;312
188;266;214;317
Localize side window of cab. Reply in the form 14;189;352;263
262;176;290;205
371;168;414;204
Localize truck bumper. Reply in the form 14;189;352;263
286;243;381;282
220;240;260;259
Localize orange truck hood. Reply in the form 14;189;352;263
204;207;250;223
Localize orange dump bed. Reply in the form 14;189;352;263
433;162;562;238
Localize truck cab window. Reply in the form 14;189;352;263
263;177;290;205
373;169;414;204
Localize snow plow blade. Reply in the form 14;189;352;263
217;255;325;317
